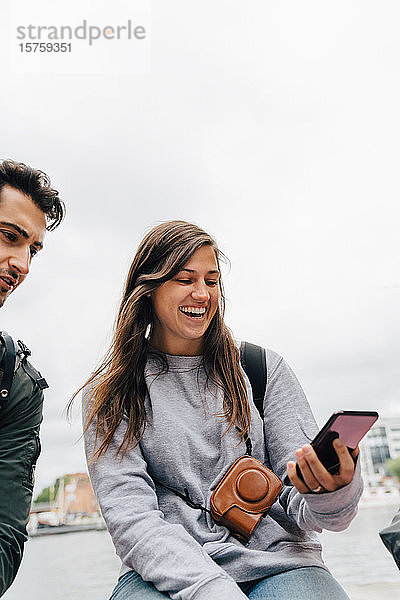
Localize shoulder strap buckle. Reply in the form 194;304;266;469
17;339;32;358
17;339;49;390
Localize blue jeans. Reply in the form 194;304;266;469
109;566;350;599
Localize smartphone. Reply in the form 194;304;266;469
283;410;379;486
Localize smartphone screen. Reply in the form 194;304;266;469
284;410;379;485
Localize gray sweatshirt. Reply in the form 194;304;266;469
83;348;363;600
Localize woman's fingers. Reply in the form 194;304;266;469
286;461;310;494
297;444;338;492
287;439;357;494
294;448;321;491
331;439;356;486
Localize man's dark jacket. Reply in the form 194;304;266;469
0;333;47;596
380;508;400;570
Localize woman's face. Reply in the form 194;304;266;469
149;244;220;355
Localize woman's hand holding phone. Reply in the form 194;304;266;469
286;439;359;494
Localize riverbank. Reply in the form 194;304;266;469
4;504;399;599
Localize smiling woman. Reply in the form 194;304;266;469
80;220;249;459
77;220;363;600
150;245;220;356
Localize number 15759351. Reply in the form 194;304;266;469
19;43;72;52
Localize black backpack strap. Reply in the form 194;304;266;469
17;340;49;390
0;331;17;405
240;341;267;419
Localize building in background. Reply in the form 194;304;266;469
56;472;100;519
29;472;102;533
360;416;400;490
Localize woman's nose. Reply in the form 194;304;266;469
191;282;209;301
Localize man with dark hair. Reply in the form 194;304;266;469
0;159;64;596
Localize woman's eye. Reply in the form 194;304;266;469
30;247;38;258
177;279;192;284
206;280;218;286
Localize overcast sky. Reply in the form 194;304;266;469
1;0;399;494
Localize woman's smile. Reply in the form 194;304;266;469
178;305;207;318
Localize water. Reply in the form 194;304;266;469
3;505;399;600
320;504;400;599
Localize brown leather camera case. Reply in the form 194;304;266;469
210;455;282;543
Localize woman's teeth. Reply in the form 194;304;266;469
179;306;206;318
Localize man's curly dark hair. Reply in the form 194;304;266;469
0;159;65;231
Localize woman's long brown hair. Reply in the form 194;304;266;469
74;220;250;459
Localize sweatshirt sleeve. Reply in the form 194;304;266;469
263;350;363;533
82;397;248;600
